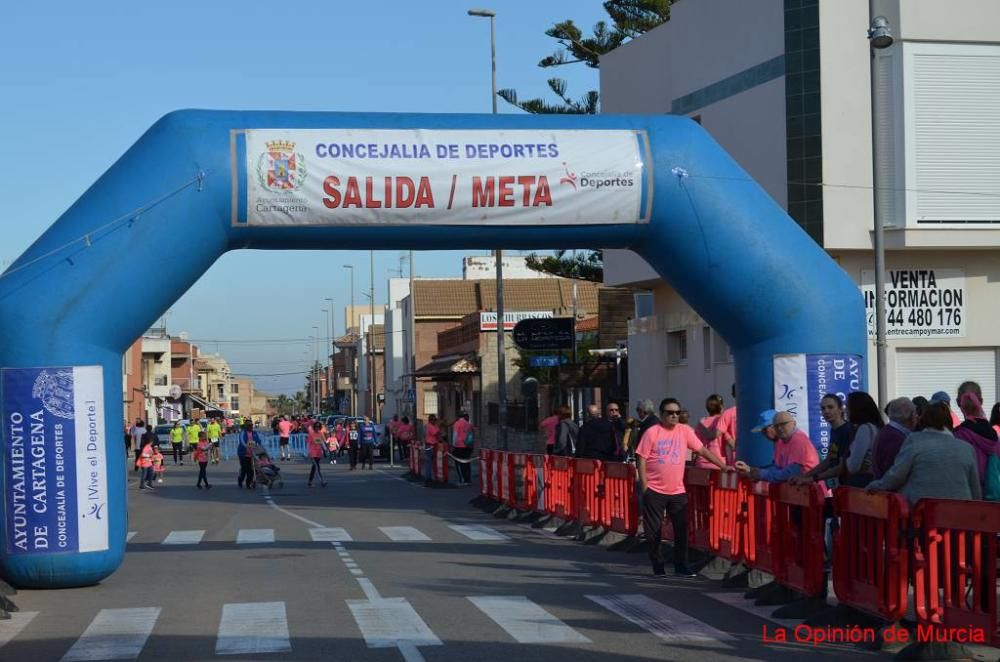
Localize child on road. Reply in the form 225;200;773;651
194;432;212;490
152;447;165;484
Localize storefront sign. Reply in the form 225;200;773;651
2;366;108;555
861;269;965;338
480;311;553;332
244;128;648;226
773;353;863;459
513;318;575;350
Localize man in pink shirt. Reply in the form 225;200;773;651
735;410;819;482
451;413;475;485
539;411;559;454
637;398;730;578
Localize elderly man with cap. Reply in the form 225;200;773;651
736;410;819;483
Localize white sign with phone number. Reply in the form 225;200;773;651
861;269;965;339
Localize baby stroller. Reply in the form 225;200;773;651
253;448;283;489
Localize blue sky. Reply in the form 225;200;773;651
0;1;610;395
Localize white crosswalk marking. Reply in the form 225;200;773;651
309;527;352;542
348;597;442;649
161;530;204;545
379;526;430;542
449;524;509;541
0;611;38;649
468;596;590;644
216;601;291;655
705;591;802;627
126;532;136;542
587;594;734;644
61;607;160;661
236;529;274;544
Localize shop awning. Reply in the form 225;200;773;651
414;354;479;377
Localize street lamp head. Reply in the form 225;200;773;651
867;16;893;49
468;8;495;17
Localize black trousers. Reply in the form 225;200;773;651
453;446;472;483
359;445;373;467
172;442;183;463
308;457;324;484
642;489;689;569
238;456;254;487
197;461;209;487
348;445;359;468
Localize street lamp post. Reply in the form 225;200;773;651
343;265;355;416
324;297;334;411
312;326;320;414
868;6;893;407
468;7;506;449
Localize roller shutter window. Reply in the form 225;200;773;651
895;348;998;417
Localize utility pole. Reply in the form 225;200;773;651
369;249;376;421
409;250;416;421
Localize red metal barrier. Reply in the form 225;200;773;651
711;470;743;562
409;442;420;476
507;453;540;511
911;499;1000;646
601;462;638;536
432;444;449;484
683;468;714;552
572;459;603;527
832;487;910;622
478;448;488;496
771;481;827;597
544;455;574;519
743;479;777;575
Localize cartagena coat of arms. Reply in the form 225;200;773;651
256;140;307;192
32;369;75;419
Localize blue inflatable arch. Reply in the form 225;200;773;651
0;110;865;587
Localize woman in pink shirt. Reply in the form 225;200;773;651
422;415;442;486
539;411;559;454
306;421;327;487
694;394;730;470
451;413;474;486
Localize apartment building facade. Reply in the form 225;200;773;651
601;0;1000;411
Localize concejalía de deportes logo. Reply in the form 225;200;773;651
576;169;636;190
257;140;308;192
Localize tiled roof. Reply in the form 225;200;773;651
576;316;599;333
412;277;601;318
413;280;479;316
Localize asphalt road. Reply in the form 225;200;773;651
0;455;926;661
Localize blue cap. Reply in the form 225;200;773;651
751;409;777;433
930;391;951;404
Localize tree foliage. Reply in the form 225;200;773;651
498;0;671;115
525;249;604;282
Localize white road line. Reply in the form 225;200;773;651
468;596;591;644
236;529;275;544
215;601;291;656
337;551;351;557
350;569;364;576
348;597;442;649
161;530;204;545
449;524;509;541
356;578;382;601
309;527;353;542
704;592;802;628
0;611;38;649
61;607;160;661
587;594;734;645
265;500;324;528
379;526;431;542
397;641;426;662
126;532;136;542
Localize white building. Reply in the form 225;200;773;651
601;0;1000;412
462;254;556;280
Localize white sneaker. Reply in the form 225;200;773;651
157;478;163;483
